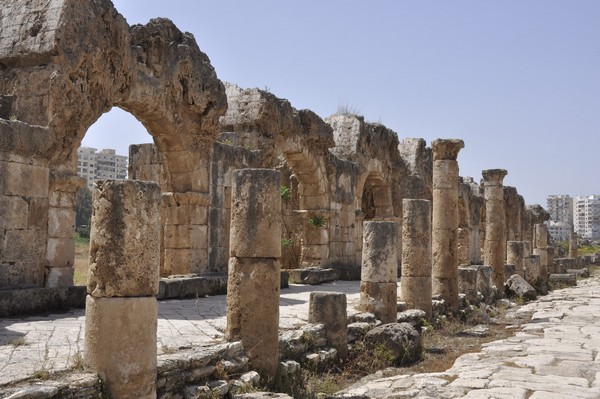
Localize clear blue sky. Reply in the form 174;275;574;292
84;0;600;206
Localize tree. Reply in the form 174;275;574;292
75;186;92;237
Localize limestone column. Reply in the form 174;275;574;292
524;255;540;286
308;292;348;359
533;223;549;281
85;180;161;399
482;169;508;293
569;231;578;259
506;241;526;278
400;199;432;318
226;169;281;378
359;221;398;323
45;172;85;287
431;139;464;312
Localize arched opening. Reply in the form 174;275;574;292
72;108;153;286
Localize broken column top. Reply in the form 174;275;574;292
482;169;508;184
431;139;464;161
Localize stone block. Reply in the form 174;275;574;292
46;237;75;268
27;197;49;229
291;267;339;285
0;286;86;317
474;265;493;301
45;266;74;288
85;296;157;399
549;273;577;287
399;276;432;317
308;292;348;358
0;161;49;197
359;281;397;324
163;248;191;276
458;266;479;303
2;228;41;262
163;224;191;249
49;190;76;208
0;195;28;228
190;225;209;250
505;274;537;300
47;207;75;238
362;221;397;283
226;257;280;377
0;262;40;289
504;264;517;278
230;169;281;258
88;180;161;298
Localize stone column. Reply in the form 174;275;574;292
84;180;161;399
226;169;281;378
547;246;556;274
359;221;398;323
45;172;85;287
569;231;578;259
482;169;508;293
431;139;464;312
506;241;527;278
524;255;540;286
533;223;549;281
308;292;348;359
400;199;432;318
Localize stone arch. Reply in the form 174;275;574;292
0;0;226;287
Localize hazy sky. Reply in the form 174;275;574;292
84;0;600;206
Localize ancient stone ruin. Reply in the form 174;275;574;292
2;0;595;398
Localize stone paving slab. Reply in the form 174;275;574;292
334;274;600;398
0;281;361;387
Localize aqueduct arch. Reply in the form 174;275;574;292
0;0;226;288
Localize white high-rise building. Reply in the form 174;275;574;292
573;195;600;240
76;147;128;189
545;194;573;241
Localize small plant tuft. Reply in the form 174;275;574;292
308;215;326;228
281;238;294;248
280;185;292;202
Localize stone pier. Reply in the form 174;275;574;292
431;139;464;312
400;199;432;318
84;180;161;399
308;292;348;359
569;231;578;259
226;169;281;378
524;254;540;286
482;169;508;293
533;223;549;281
45;173;85;287
359;221;398;323
506;241;529;278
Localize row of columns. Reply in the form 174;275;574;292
84;159;554;396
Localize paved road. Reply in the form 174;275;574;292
334;274;600;398
0;281;361;386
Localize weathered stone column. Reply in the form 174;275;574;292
226;169;281;378
45;172;85;287
524;254;540;286
400;199;432;318
569;231;578;259
506;241;528;278
308;292;348;359
482;169;508;293
431;139;464;312
547;246;556;274
85;180;161;399
359;221;398;323
533;223;549;281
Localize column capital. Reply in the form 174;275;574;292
482;169;507;184
431;139;464;161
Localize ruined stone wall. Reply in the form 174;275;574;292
2;0;551;288
0;0;226;287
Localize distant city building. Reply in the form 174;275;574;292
545;194;573;241
546;220;572;241
546;194;573;225
77;147;128;190
573;195;600;240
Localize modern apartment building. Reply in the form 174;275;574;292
76;147;128;189
545;194;573;241
573;195;600;240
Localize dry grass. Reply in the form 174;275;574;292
74;237;90;286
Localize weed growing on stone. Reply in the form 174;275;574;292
308;215;326;228
280;185;292;202
10;337;28;347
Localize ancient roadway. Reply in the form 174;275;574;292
1;276;600;398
